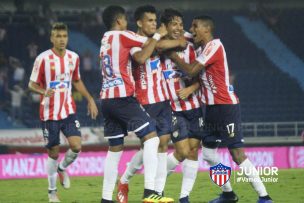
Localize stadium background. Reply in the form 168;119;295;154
0;0;303;202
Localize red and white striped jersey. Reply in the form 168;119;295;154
30;49;80;121
162;43;201;112
99;31;147;99
196;39;239;105
131;48;168;105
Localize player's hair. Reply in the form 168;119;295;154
193;15;215;33
102;5;126;30
134;5;157;21
160;8;183;26
51;22;68;31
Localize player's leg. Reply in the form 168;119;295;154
202;105;238;203
58;114;82;189
118;141;143;203
203;145;238;203
178;108;202;202
167;111;191;176
42;121;61;202
120;147;143;184
152;101;172;195
103;140;124;203
154;134;170;195
100;98;126;203
119;97;172;202
225;104;272;203
229;147;273;203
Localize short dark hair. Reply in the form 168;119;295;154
102;5;125;30
193;15;215;33
160;8;183;26
134;5;157;21
51;22;68;31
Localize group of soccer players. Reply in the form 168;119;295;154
28;4;273;203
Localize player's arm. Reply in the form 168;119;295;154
72;79;98;119
155;36;187;51
28;81;54;97
132;24;168;65
177;80;200;100
28;57;54;98
168;52;204;77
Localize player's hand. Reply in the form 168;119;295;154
157;23;168;38
44;88;55;97
179;37;187;49
177;87;191;100
87;98;98;120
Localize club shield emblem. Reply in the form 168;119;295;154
209;163;231;187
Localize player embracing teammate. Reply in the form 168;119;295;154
98;5;274;203
166;15;273;203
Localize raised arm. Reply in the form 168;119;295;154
132;24;168;65
156;36;187;51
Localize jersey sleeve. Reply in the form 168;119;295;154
30;55;45;83
130;47;142;56
184;31;194;43
196;40;221;66
121;31;148;48
72;56;81;81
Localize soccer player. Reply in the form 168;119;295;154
28;22;98;203
167;16;273;203
99;5;172;203
160;9;203;203
116;5;186;203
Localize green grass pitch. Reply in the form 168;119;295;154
0;169;303;203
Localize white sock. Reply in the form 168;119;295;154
155;152;168;194
202;147;233;192
239;158;268;197
180;159;199;198
167;152;180;176
59;149;79;170
120;149;143;184
143;137;160;190
47;157;58;191
102;151;123;201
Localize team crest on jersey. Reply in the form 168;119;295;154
51;65;55;70
68;60;74;69
210;163;231;187
101;43;111;51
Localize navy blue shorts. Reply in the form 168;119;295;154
41;114;81;149
171;107;204;143
101;97;156;146
143;101;172;137
202;104;244;149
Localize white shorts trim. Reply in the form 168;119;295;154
133;122;149;133
104;134;125;139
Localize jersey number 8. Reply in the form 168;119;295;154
102;55;114;78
